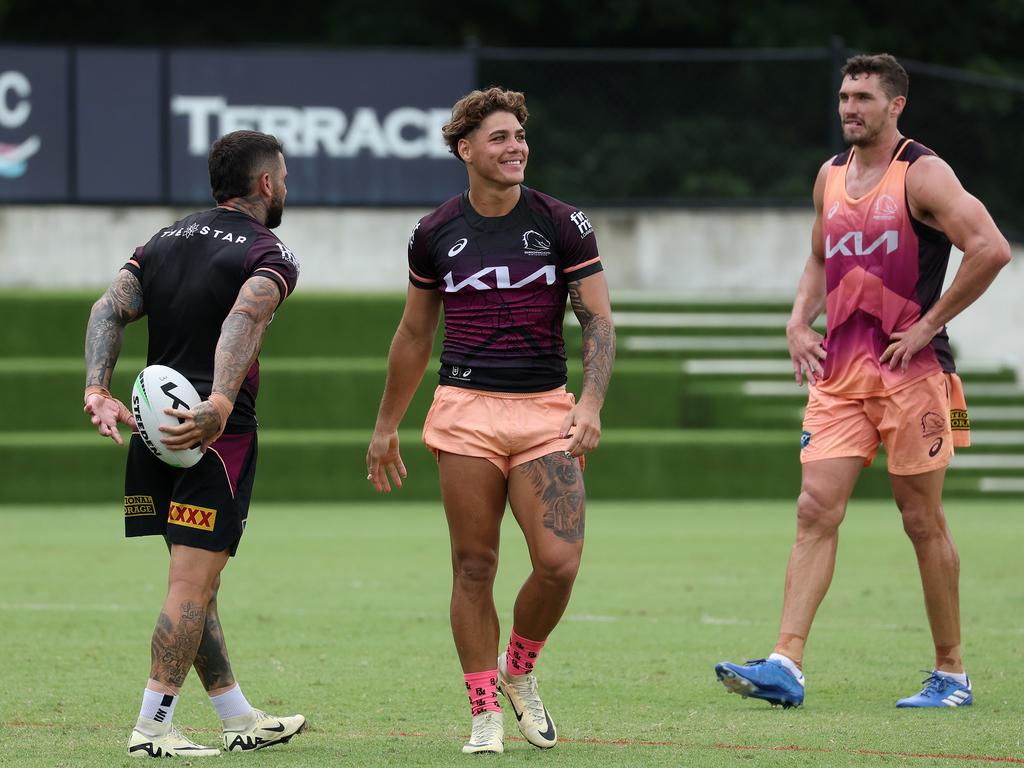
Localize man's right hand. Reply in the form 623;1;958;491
786;323;827;386
366;430;407;494
84;391;137;446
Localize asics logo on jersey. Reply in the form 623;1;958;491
448;238;468;257
825;230;898;259
443;265;556;292
827;201;840;219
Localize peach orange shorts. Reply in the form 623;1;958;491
422;385;577;478
800;371;970;476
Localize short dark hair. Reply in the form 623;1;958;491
841;53;909;100
442;87;528;161
208;130;284;203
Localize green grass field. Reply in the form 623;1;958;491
2;500;1022;767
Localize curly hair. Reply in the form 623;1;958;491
841;53;909;100
442;87;529;161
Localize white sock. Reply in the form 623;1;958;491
138;688;177;728
768;653;805;686
209;684;253;721
935;669;969;687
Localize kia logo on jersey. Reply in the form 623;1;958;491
825;230;899;259
442;265;556;292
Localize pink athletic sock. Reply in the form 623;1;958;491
506;629;546;676
464;670;500;716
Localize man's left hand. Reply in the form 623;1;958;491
880;319;940;373
560;399;602;457
160;401;223;452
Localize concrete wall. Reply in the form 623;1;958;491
2;205;1020;372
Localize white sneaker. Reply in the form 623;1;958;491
128;721;220;758
222;708;306;752
497;653;557;749
461;710;504;754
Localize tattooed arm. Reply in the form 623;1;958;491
83;270;145;444
564;272;616;457
160;275;281;450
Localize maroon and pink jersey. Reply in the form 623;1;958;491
408;186;603;392
819;139;954;397
122;207;299;432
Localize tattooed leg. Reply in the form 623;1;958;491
507;452;586;639
149;601;207;693
147;545;230;695
192;579;237;695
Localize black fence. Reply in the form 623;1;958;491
479;43;1024;239
2;41;1021;238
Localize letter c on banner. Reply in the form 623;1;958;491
0;71;31;128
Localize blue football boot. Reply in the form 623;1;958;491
714;658;805;708
895;672;972;708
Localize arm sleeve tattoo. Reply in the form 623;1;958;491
212;275;280;404
568;279;616;405
84;270;145;389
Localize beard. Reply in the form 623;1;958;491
843;120;883;147
265;193;284;229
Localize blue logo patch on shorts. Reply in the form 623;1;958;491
800;431;812;449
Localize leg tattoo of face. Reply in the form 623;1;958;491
525;453;585;542
151;601;206;689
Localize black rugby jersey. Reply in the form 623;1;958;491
408;186;603;392
122;207;299;432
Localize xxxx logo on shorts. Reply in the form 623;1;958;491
168;502;217;532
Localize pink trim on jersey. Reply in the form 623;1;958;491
253;267;289;299
563;255;601;273
205;432;254;499
408;267;436;284
128;258;141;269
206;447;236;498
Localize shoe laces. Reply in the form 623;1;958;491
471;712;502;743
508;674;546;722
166;724;203;747
919;671;958;695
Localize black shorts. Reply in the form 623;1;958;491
123;431;258;556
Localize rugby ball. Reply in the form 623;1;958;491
131;365;203;468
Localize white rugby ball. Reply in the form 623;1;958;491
131;364;203;468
